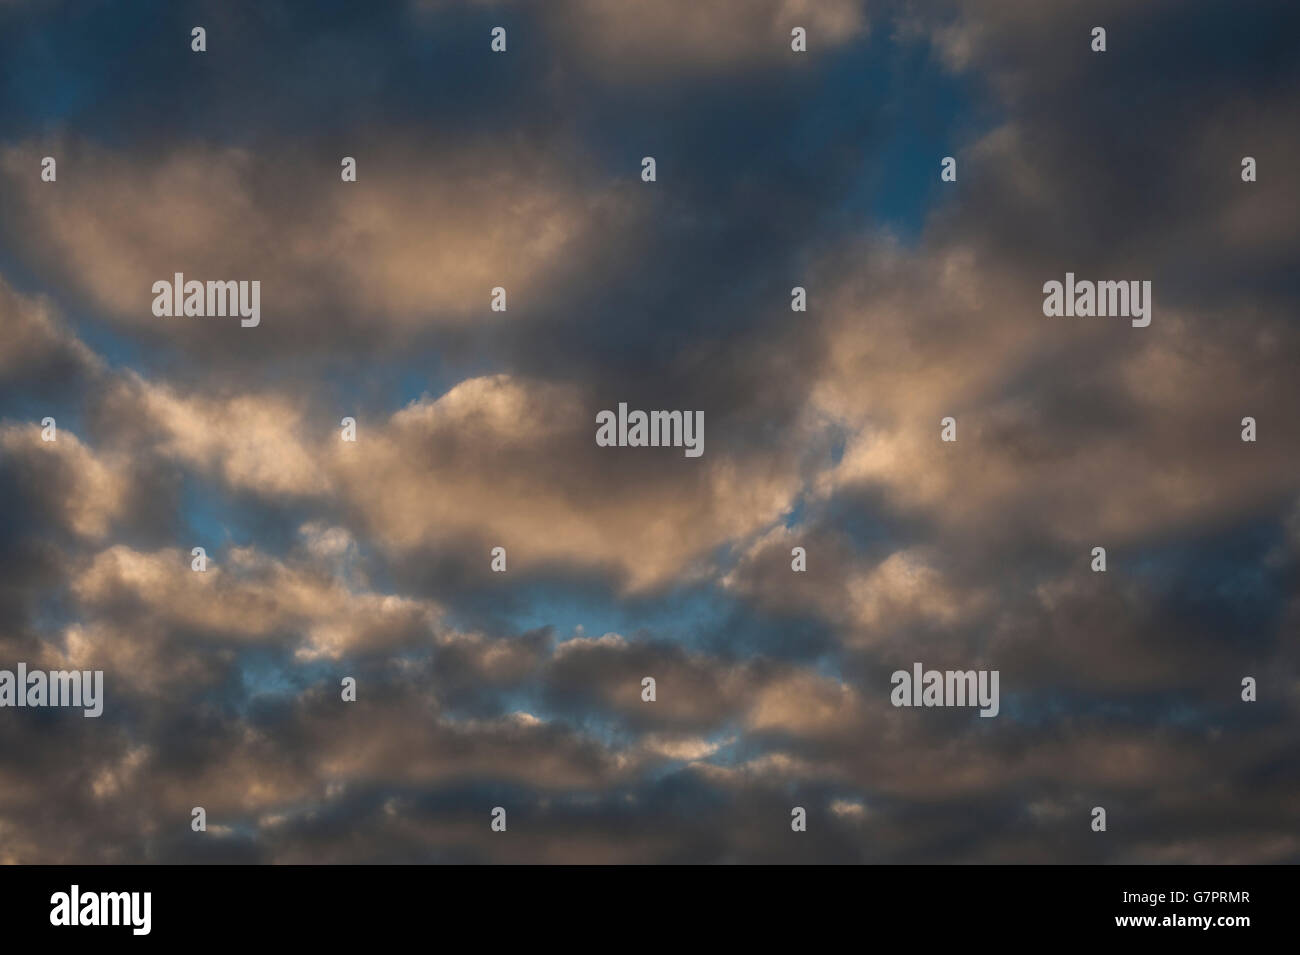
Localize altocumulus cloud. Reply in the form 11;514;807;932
0;0;1296;863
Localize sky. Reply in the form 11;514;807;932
0;0;1297;863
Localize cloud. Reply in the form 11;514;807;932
411;0;866;74
552;0;867;73
0;0;1296;864
329;374;804;591
796;238;1300;549
0;135;640;352
71;536;443;660
99;372;332;497
0;276;101;386
0;424;128;539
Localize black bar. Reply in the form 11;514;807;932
0;864;1282;942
